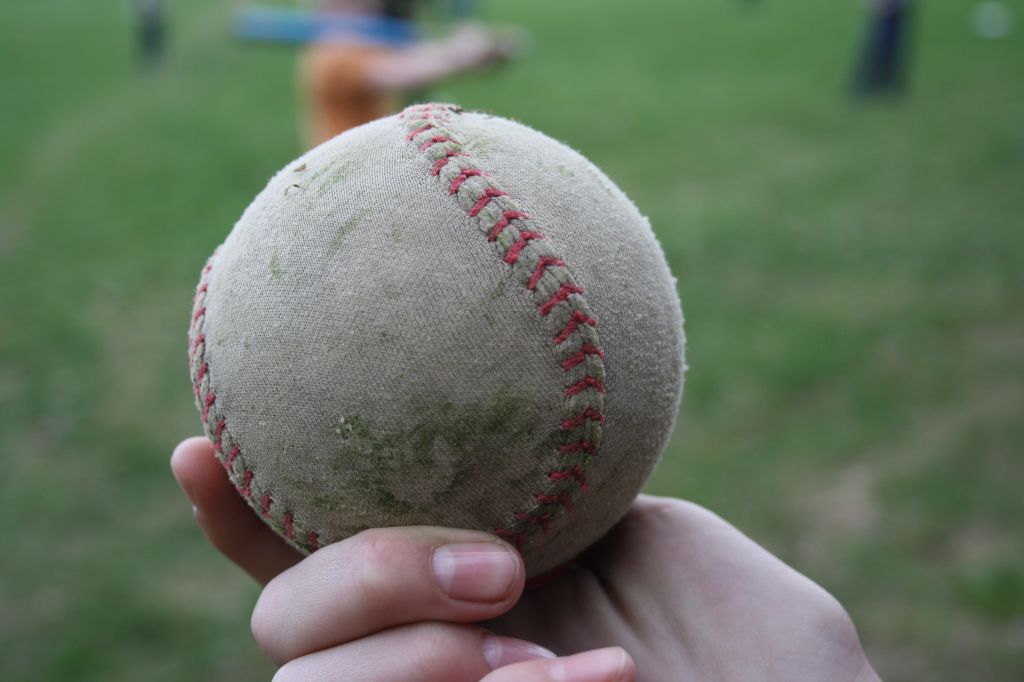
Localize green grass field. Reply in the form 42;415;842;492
1;1;1022;679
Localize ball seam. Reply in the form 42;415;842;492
400;102;608;550
188;250;319;553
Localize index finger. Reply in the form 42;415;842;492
251;526;525;664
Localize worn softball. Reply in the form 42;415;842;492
188;103;685;577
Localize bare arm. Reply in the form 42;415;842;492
364;23;519;92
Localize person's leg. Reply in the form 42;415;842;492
890;4;913;93
876;11;900;91
852;12;886;95
142;19;164;65
136;0;165;68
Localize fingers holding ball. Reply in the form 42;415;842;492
251;526;525;664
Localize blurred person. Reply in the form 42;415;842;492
134;0;166;68
172;437;883;681
301;0;518;147
852;0;914;96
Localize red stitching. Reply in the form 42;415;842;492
469;187;508;217
195;362;209;389
539;283;585;316
564;375;605;396
502;231;544;264
419;135;453;152
189;334;204;360
405;123;434;140
528;257;565;290
487;210;529;241
516;511;552;533
284;512;295;539
562;407;605;429
201;392;216;423
449;168;487;195
401;104;606;553
535;493;574;511
237;470;253;498
559;440;595;455
432;150;467;176
404;104;428;117
494;528;529;548
191;256;317;555
561;344;605;371
554;310;598;344
549;465;589;489
213;418;226;452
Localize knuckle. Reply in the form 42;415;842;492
399;623;484;675
347;528;410;602
407;620;463;644
632;495;714;531
648;496;699;519
351;526;402;557
814;593;859;641
797;582;864;654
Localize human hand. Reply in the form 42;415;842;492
446;22;523;66
172;436;880;681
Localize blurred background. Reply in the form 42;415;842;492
1;0;1022;679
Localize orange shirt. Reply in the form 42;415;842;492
300;42;398;147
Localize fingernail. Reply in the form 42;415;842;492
432;542;520;602
547;648;630;682
482;634;556;669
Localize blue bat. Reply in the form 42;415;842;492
234;6;420;47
